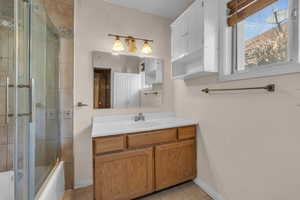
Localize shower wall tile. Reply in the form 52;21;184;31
59;62;74;90
59;38;74;64
61;118;73;138
8;124;14;145
0;144;7;172
36;140;47;166
64;162;74;190
0;125;8;145
60;89;73;110
46;140;60;166
61;138;73;163
6;144;13;170
45;119;60;140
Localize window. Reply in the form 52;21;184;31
220;0;300;80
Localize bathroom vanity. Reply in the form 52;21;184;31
92;113;198;200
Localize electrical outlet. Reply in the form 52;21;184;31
63;110;73;119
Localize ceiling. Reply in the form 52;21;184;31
104;0;195;20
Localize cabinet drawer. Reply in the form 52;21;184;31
178;126;196;140
128;128;177;149
94;135;126;155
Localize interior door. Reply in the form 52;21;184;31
113;72;141;108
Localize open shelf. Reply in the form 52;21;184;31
172;48;217;80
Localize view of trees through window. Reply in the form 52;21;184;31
239;0;289;69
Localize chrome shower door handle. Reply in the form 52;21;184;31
29;78;36;123
5;77;9;124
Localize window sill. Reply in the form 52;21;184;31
219;62;300;81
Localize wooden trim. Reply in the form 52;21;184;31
227;0;277;26
227;0;256;15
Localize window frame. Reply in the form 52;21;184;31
219;0;300;81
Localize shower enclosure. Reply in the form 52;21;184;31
0;0;61;199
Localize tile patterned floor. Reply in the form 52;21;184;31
63;182;213;200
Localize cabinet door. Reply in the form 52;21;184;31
155;140;197;191
94;148;154;200
188;0;204;54
171;15;189;60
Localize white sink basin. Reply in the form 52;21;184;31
97;121;162;132
92;113;198;137
127;121;161;129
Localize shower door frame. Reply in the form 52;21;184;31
27;0;35;199
13;0;37;199
13;0;32;200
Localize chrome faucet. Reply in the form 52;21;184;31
134;113;145;122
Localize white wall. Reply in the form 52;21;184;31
173;1;300;200
74;0;173;187
75;1;300;199
175;73;300;200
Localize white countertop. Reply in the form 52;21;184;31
92;112;198;138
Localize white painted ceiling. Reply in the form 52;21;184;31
104;0;195;20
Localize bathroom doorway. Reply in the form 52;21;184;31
94;68;112;109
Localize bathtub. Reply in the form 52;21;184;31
0;162;64;200
0;171;14;200
36;161;65;200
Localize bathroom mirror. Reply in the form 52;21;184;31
93;51;163;109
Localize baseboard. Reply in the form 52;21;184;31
74;178;224;200
74;179;93;189
194;178;225;200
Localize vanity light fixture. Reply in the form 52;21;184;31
112;36;125;52
108;34;153;54
142;40;153;55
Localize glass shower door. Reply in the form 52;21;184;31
1;0;61;199
0;0;31;200
30;0;61;196
0;0;17;199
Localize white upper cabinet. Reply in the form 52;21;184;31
171;13;189;60
171;0;218;80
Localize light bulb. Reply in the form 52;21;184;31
142;41;152;54
126;38;138;53
112;36;125;52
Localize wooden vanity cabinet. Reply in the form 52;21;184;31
93;125;197;200
94;148;154;200
155;139;196;190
